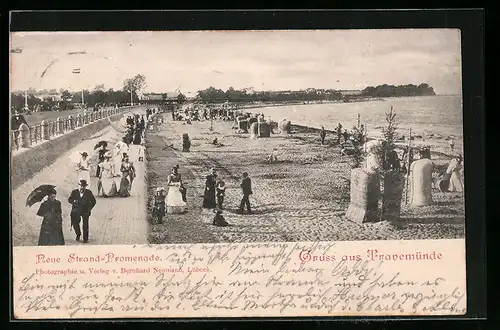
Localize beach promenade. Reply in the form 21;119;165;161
11;111;149;246
145;113;466;244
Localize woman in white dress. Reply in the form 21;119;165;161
113;141;130;171
98;152;118;197
446;154;464;192
76;152;91;186
166;166;187;214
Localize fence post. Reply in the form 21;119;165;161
68;115;75;130
19;123;30;148
76;114;82;127
41;120;50;140
56;117;64;135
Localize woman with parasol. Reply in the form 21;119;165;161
118;154;136;197
113;141;130;171
26;185;65;246
98;151;118;197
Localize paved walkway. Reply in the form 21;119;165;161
11;110;148;246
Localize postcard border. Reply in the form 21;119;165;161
7;9;486;323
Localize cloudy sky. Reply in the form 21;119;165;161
10;29;462;95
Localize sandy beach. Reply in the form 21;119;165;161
145;112;465;244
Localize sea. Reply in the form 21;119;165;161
257;95;464;154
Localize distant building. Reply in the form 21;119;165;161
141;92;182;104
38;94;63;102
339;90;362;96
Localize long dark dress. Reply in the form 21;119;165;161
96;148;108;177
118;161;135;197
133;129;142;145
202;174;217;209
37;200;65;246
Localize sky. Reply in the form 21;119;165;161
9;29;462;95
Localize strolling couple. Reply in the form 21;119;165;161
202;168;253;214
36;180;97;245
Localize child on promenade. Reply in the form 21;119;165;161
138;142;145;162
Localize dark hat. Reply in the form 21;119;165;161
81;152;88;157
78;179;88;187
242;172;249;177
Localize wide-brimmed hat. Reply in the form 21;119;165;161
217;180;225;188
78;179;88;187
80;152;88;157
156;187;165;192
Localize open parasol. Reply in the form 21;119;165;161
26;185;57;207
94;140;108;150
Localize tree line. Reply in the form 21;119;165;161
11;74;147;112
361;83;436;98
196;87;344;104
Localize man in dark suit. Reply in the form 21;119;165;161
68;180;96;243
238;172;253;214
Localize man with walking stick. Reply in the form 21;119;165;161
68;180;96;243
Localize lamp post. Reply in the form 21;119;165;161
24;90;28;110
72;68;85;107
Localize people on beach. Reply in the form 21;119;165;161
203;168;218;209
343;129;349;143
216;180;226;210
76;152;91;186
118;154;136;197
320;126;326;144
449;138;455;153
182;133;191;152
212;210;229;227
98;152;118;197
68;180;96;243
152;187;166;223
336;123;343;144
37;187;65;246
166;166;187;214
238;172;253;214
446;154;463;192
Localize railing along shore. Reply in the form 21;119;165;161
11;106;136;151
